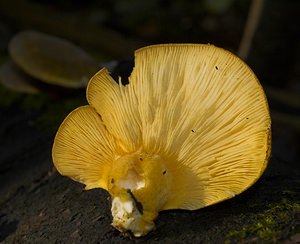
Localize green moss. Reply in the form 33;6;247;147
37;94;87;131
226;199;300;243
0;84;50;109
0;84;86;131
0;84;23;107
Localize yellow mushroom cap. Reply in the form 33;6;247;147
52;44;271;236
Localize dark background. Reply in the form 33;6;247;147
0;0;299;243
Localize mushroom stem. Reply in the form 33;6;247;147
108;153;171;236
111;191;156;237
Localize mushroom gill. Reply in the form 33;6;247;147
52;44;271;237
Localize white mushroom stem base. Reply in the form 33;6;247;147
111;196;155;237
107;153;171;236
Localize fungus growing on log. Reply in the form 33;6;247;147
9;30;99;88
0;61;40;94
52;44;271;237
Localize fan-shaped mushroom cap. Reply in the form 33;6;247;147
0;61;40;94
52;44;271;236
9;30;99;88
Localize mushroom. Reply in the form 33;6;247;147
0;61;40;94
9;30;99;88
52;44;271;237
